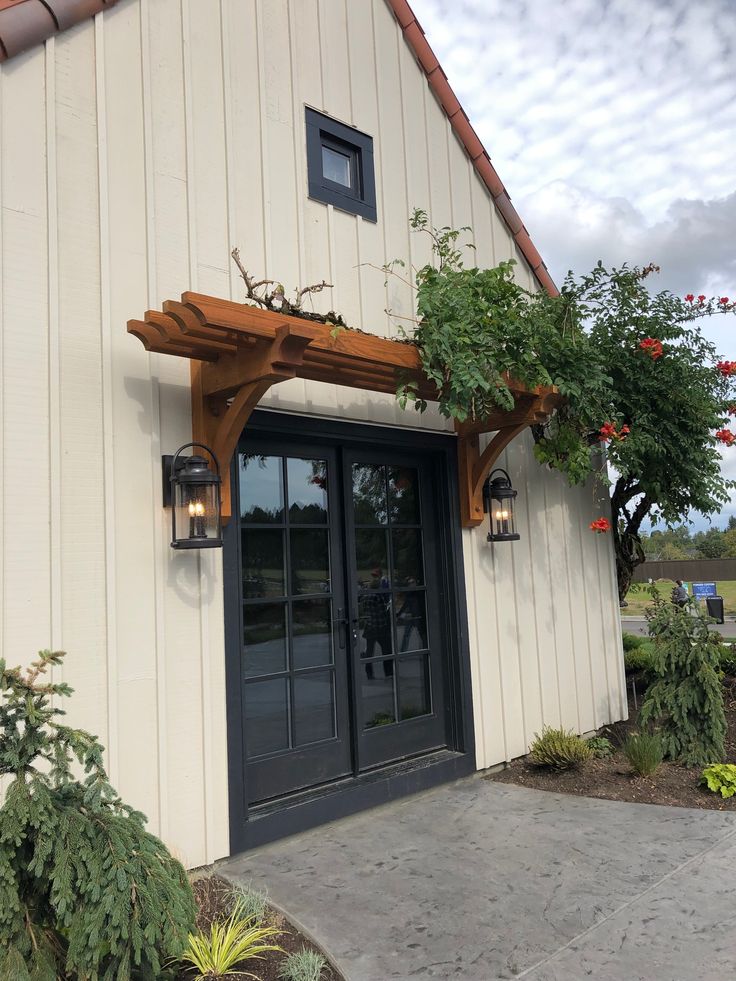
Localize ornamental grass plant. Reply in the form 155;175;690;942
529;726;593;770
623;732;664;776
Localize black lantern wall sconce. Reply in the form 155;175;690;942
162;442;223;549
482;468;520;543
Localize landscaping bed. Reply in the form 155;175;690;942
487;676;736;810
174;874;344;981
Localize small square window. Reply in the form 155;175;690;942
306;108;377;222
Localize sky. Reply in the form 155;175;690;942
410;0;736;527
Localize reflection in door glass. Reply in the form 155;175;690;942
352;464;388;524
389;466;420;524
292;599;333;668
399;655;431;720
242;529;284;598
290;529;331;595
287;458;328;523
358;594;393;659
394;591;428;653
240;455;284;522
355;529;389;589
244;678;290;756
362;671;396;729
294;671;336;746
392;528;424;586
243;603;287;677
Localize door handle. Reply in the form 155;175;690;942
334;608;347;649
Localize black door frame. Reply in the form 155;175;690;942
224;409;476;853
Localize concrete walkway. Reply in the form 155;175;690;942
219;778;736;981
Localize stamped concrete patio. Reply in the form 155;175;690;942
219;777;736;980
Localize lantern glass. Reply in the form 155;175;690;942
173;481;221;547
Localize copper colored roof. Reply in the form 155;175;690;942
386;0;557;296
0;0;118;62
0;0;555;297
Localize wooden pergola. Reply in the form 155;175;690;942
128;294;562;526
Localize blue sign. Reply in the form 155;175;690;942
692;582;717;599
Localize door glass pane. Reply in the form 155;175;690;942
242;529;284;598
290;529;330;595
399;655;431;720
322;145;352;187
362;671;396;729
355;529;389;589
244;678;289;756
358;594;393;658
240;455;284;523
352;464;387;525
287;458;328;524
243;602;287;677
294;671;335;746
394;591;428;653
392;529;424;587
389;466;420;524
293;599;333;669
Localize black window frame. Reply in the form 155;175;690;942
306;108;377;222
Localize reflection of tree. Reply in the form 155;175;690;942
240;454;283;522
353;465;387;524
289;459;328;522
388;467;418;524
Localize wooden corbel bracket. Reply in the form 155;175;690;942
191;322;322;520
456;389;563;528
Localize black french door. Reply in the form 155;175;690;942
233;431;451;807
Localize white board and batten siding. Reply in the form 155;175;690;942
0;0;626;868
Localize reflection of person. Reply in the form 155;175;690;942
362;568;392;679
671;579;688;608
397;581;427;652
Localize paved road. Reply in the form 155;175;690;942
621;615;736;638
220;777;736;981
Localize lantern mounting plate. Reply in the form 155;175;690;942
128;293;563;526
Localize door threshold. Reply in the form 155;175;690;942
233;748;474;853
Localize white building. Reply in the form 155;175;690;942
0;0;625;868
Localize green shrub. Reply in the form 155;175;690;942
718;644;736;676
701;763;736;799
623;731;664;776
624;641;655;675
279;947;330;981
622;631;645;653
183;911;282;980
0;651;196;980
640;592;726;766
587;736;614;758
529;727;593;769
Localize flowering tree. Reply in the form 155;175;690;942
396;215;736;600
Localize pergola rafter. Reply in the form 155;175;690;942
128;293;563;526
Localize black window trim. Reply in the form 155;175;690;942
306;107;378;222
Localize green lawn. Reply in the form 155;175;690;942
624;580;736;617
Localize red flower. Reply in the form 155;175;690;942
599;422;631;443
719;297;730;305
716;429;736;446
698;295;706;303
685;294;694;302
639;337;663;360
589;518;611;534
716;361;736;377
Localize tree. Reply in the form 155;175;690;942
393;215;736;600
0;651;195;979
693;526;729;559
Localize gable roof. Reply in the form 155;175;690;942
0;0;555;295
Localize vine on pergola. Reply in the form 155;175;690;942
388;210;736;599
